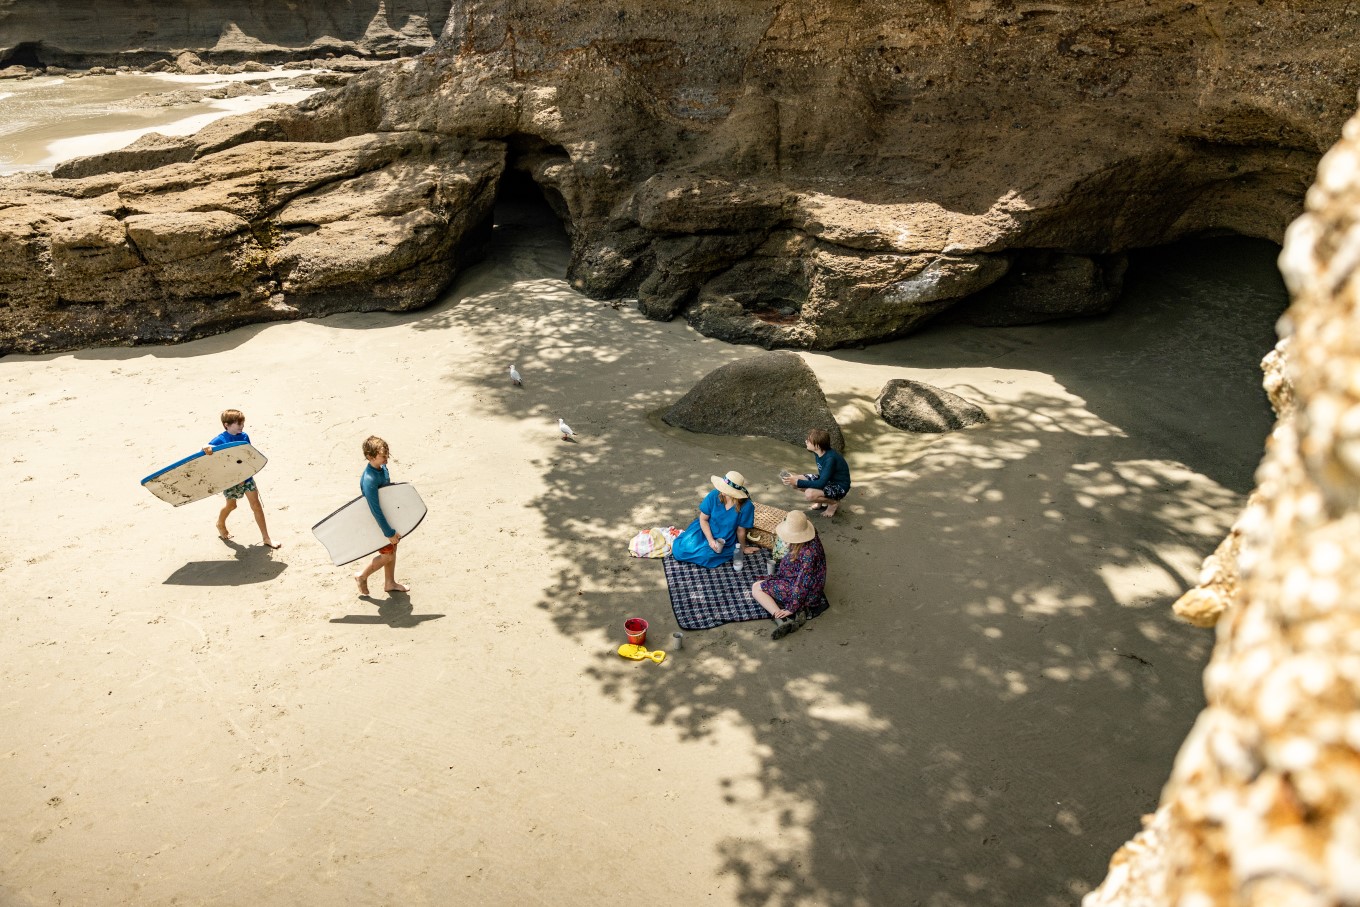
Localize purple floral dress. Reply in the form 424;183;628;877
757;536;827;612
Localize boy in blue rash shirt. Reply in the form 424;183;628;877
781;427;852;518
353;435;408;596
201;408;280;548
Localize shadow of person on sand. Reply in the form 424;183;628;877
162;538;287;586
330;591;445;628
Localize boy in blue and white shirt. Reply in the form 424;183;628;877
202;408;280;548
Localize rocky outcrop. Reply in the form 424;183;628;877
0;124;501;351
663;352;844;451
0;1;453;68
875;379;989;434
2;1;1358;354
1084;101;1360;906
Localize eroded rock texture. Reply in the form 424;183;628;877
663;351;844;451
0;1;453;66
1;1;1357;354
1085;101;1360;907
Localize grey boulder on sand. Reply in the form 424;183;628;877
663;352;844;451
875;379;989;434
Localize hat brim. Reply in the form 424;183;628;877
776;521;816;544
711;475;749;498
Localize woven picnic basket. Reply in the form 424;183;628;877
747;501;788;550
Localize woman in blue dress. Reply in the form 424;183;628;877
671;470;757;568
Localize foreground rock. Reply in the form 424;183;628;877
1085;103;1360;906
2;1;1359;353
0;2;453;68
663;352;844;451
875;380;989;433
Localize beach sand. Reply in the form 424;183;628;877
0;207;1285;906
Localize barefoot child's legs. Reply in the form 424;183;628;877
355;547;393;596
382;547;408;593
244;487;280;548
216;496;237;538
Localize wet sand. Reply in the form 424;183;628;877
0;206;1286;905
0;70;322;172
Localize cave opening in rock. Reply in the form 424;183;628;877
489;134;572;273
1;42;44;69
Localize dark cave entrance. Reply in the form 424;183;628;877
1;42;45;69
489;134;572;270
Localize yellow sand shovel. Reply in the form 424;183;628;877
617;643;666;664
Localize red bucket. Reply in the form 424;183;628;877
624;617;648;646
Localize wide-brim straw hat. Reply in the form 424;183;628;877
776;510;816;544
710;470;750;499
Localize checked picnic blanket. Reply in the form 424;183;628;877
663;550;830;631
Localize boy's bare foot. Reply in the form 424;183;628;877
385;582;410;593
354;573;370;596
262;539;282;549
216;522;231;539
822;503;839;518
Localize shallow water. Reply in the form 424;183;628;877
0;70;321;172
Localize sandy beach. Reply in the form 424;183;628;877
0;202;1286;905
0;70;322;173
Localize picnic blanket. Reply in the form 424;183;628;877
663;550;830;631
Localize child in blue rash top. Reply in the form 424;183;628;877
353;435;408;596
201;408;280;548
781;427;852;518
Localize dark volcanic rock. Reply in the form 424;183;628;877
663;352;844;451
876;379;990;433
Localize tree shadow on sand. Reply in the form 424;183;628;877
395;205;1280;906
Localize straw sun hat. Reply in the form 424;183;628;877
710;470;750;499
776;510;817;544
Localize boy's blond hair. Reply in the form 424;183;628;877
220;409;245;427
362;436;389;459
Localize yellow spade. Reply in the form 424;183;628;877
617;643;666;664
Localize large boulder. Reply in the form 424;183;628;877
662;352;844;451
0;133;503;354
875;379;990;433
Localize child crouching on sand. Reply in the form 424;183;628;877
203;408;280;549
354;435;409;596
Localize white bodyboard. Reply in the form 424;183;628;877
141;441;267;507
312;483;428;566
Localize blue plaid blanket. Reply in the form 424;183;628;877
663;551;829;631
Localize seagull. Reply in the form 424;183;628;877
509;364;522;386
558;418;576;442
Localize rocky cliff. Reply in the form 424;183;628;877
1085;96;1360;907
0;0;453;67
1;0;1357;354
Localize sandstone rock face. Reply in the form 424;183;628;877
1085;102;1360;906
2;1;1358;353
876;379;989;434
662;352;844;452
0;127;501;352
957;252;1129;327
0;1;454;67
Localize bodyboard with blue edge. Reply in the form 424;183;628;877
141;441;267;506
311;483;428;566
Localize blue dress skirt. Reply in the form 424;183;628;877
671;489;755;568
